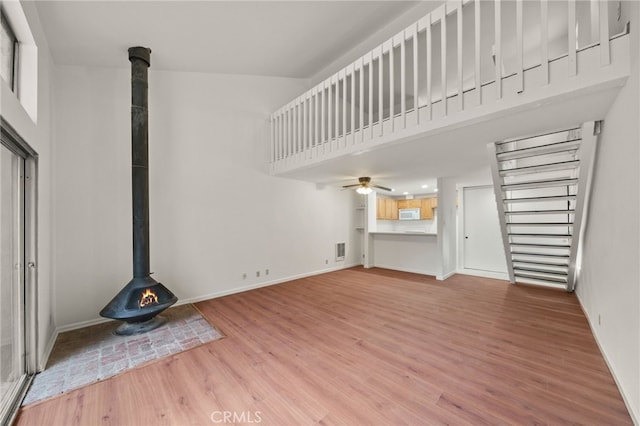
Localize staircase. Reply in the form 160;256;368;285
488;122;600;291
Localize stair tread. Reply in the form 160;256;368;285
509;242;571;248
511;251;570;258
509;233;572;237
499;160;580;176
502;178;579;191
514;266;570;271
513;267;569;279
512;259;570;267
515;272;568;283
507;222;574;226
497;139;581;161
505;209;575;215
515;277;568;289
497;128;580;145
504;194;576;203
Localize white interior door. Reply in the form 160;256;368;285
463;186;507;273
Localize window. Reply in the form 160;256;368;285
1;10;18;92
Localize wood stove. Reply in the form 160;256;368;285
100;47;177;335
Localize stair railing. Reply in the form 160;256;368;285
270;0;618;172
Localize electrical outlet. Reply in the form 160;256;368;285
265;269;269;275
256;271;260;277
325;259;328;264
598;314;601;326
242;273;247;279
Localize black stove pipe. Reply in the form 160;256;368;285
130;46;151;279
99;47;177;334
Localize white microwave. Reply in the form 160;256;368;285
398;208;420;220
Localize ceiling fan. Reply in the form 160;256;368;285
342;177;392;194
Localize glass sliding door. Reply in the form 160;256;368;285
0;121;35;424
0;142;26;420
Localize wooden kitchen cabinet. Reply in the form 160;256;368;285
420;198;433;220
430;197;438;208
384;198;398;220
377;196;398;220
376;197;385;219
397;199;421;209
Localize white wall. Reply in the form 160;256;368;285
436;177;457;280
53;66;360;328
576;2;639;421
0;1;56;367
372;234;438;276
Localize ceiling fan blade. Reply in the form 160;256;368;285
342;184;361;188
372;184;392;192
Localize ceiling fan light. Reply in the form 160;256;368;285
356;186;372;195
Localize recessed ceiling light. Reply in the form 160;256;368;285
402;191;409;195
434;188;438;192
421;184;428;188
390;188;395;192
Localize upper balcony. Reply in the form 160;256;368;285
269;0;631;176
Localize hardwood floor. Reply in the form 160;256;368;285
16;267;632;425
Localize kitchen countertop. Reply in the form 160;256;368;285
369;231;437;236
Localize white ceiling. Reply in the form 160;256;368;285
34;1;420;78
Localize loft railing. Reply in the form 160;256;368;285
270;0;628;173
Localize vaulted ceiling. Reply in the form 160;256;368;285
34;1;626;196
34;1;421;78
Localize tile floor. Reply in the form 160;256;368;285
22;304;223;406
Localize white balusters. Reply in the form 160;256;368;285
314;88;319;151
357;58;364;142
400;32;406;128
494;0;502;99
474;0;481;104
440;7;447;116
366;52;373;140
412;24;419;125
377;47;383;137
516;0;523;93
568;0;577;76
456;0;463;110
599;0;610;65
320;82;326;152
350;65;356;143
541;0;549;85
426;15;433;120
331;74;340;149
340;70;346;144
388;39;395;132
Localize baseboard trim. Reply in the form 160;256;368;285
178;262;360;305
56;263;360;333
56;317;112;333
576;294;639;425
38;328;59;372
437;270;457;281
456;268;509;281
